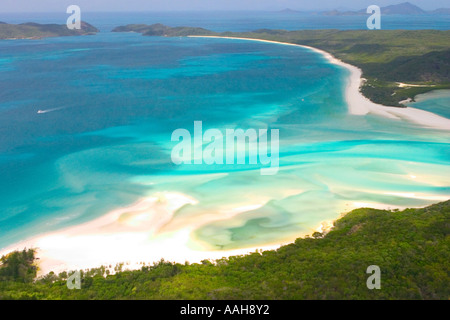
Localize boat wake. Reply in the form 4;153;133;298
37;107;66;114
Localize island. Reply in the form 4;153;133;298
112;24;450;107
0;21;99;40
112;23;214;37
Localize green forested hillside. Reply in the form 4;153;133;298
1;200;448;300
224;29;450;107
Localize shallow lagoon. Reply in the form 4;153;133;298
0;32;449;255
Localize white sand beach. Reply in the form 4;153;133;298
188;36;450;131
0;192;293;276
0;188;433;276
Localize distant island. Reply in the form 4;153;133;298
277;8;303;14
323;2;450;16
0;21;98;40
112;24;450;107
277;2;450;16
112;23;214;37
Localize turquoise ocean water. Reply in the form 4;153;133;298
0;13;449;251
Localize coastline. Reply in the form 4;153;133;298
0;191;438;276
1;36;450;277
0;192;298;276
0;192;444;276
188;35;450;131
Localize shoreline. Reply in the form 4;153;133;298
188;35;450;131
0;192;300;276
0;193;445;276
1;36;450;276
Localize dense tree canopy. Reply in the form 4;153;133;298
0;200;448;300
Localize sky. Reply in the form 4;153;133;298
0;0;449;12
